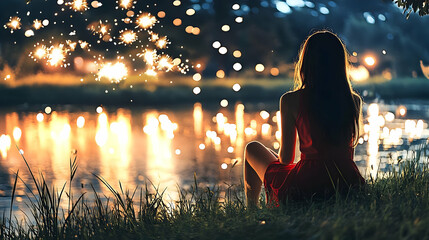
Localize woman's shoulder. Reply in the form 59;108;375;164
280;89;303;114
280;89;304;104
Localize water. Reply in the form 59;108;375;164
0;100;428;213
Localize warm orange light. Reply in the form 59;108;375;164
173;18;182;26
270;67;279;76
157;11;166;18
364;56;376;67
216;70;225;78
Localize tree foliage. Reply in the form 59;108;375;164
393;0;429;17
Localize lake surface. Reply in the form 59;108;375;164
0;99;428;212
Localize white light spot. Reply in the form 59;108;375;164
193;87;201;95
219;47;228;55
276;1;292;13
199;143;205;150
319;6;330;14
232;83;241;92
212;41;221;49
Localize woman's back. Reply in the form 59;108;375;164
276;89;364;201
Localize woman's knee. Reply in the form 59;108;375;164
245;141;265;156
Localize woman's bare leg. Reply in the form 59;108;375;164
244;141;278;206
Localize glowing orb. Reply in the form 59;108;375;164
216;70;225;78
77;116;85;128
13;127;22;141
349;65;369;82
232;83;241;92
36;113;44;122
193;73;201;81
199;143;205;150
255;64;265;72
233;50;242;58
364;56;376;66
193;87;201;95
260;111;270;120
221;163;228;169
218;47;227;55
45;106;52;114
233;63;242;71
212;41;221;49
220;99;228;107
96;106;103;113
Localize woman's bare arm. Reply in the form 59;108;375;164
278;92;297;165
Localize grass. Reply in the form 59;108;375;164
0;141;428;239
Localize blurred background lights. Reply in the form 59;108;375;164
233;50;241;58
212;41;221;49
232;83;241;92
255;64;265;72
216;70;225;78
36;113;44;122
193;87;201;95
221;25;230;32
44;106;52;114
218;47;227;55
233;63;242;71
193;73;201;81
364;56;376;66
235;17;243;23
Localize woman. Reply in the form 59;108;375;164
244;30;365;206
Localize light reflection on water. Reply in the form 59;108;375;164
0;101;428;210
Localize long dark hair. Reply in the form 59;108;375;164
294;30;361;147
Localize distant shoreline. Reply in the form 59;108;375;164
0;77;428;107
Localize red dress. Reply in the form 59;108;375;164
264;94;365;202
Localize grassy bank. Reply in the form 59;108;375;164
0;142;428;239
0;77;428;107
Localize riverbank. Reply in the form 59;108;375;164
1;142;429;240
0;76;428;107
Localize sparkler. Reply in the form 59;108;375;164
33;19;42;30
119;30;137;45
47;46;66;67
136;13;157;29
6;17;21;31
119;0;133;9
6;0;190;83
70;0;89;11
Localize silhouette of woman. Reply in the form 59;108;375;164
244;30;365;206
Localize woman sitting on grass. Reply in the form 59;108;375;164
244;30;365;206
